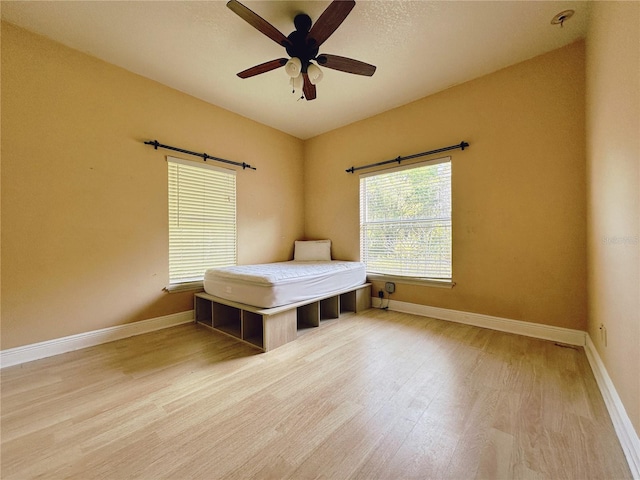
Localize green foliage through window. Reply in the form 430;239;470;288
360;158;451;279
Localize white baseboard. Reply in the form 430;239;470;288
379;298;586;346
584;335;640;479
0;310;194;369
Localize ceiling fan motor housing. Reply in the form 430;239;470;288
285;14;319;73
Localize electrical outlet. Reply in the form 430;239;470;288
385;282;395;294
378;290;384;299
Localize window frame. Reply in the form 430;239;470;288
359;156;454;288
166;156;237;292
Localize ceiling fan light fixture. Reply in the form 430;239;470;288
307;63;324;85
285;57;302;77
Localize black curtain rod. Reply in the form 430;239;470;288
144;140;256;170
345;141;469;174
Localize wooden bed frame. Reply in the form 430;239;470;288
194;283;371;351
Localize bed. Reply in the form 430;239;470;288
197;240;370;351
203;240;367;308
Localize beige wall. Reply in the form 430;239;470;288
0;25;591;345
1;23;304;349
586;2;640;436
305;42;587;331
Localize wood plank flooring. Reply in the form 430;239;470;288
1;309;632;479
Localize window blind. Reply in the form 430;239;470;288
168;156;237;285
360;157;452;279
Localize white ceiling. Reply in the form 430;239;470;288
1;1;590;140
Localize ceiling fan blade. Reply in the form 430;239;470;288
308;0;355;48
302;73;317;100
227;0;290;47
237;58;288;78
317;54;376;76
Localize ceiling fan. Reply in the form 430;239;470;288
227;0;376;101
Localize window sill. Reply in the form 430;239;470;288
165;281;205;293
366;274;455;289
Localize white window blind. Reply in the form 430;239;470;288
168;156;236;285
360;157;452;279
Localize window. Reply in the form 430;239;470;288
168;156;236;289
359;157;451;281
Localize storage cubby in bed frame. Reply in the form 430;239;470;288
194;283;371;352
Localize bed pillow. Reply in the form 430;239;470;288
294;240;332;261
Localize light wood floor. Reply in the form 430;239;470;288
1;309;631;479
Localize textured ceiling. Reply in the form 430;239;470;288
1;1;590;139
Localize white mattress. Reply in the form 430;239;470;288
204;261;366;308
